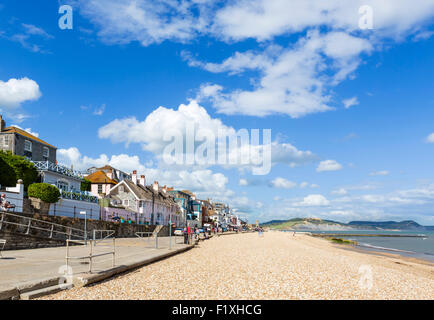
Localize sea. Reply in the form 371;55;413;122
297;230;434;262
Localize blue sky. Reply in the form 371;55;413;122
1;0;434;224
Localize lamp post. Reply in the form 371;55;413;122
169;214;172;250
80;211;87;245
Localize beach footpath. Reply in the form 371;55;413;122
39;231;434;300
0;236;194;300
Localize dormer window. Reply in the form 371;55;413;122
24;140;32;152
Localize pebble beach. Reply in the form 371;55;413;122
40;232;434;300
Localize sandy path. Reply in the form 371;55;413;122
40;232;434;300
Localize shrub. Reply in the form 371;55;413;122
0;151;38;190
28;183;60;203
80;178;91;192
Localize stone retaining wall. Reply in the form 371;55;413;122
0;212;159;250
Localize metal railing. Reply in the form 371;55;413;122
135;231;157;248
92;229;115;246
66;239;115;273
0;211;88;240
31;161;85;179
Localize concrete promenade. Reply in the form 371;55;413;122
0;236;193;299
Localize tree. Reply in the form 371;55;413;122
80;178;92;192
0;151;38;190
28;183;60;203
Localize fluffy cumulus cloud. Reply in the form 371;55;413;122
98;100;316;170
316;160;343;172
57;146;232;199
297;194;330;207
194;31;372;117
0;78;41;110
270;177;297;189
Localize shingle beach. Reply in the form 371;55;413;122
40;232;434;300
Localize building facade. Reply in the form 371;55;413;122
0;115;56;162
108;172;180;226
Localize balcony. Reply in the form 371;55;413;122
31;161;84;179
60;190;98;203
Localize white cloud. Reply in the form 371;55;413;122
426;133;434;143
331;188;348;196
57;146;233;199
316;160;343;172
239;178;248;186
21;23;54;39
297;194;330;207
213;0;434;41
75;0;434;46
0;78;41;110
370;170;390;176
343;97;359;109
76;0;210;46
270;177;296;189
196;31;372;117
98;100;316;170
300;182;309;188
93;104;106;116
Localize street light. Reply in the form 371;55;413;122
80;211;87;245
169;214;172;250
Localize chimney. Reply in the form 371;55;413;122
153;181;159;192
162;185;167;194
132;170;137;185
0;115;5;132
139;175;146;186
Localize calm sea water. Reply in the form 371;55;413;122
300;230;434;262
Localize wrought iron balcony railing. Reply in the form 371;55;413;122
60;190;98;203
30;161;84;179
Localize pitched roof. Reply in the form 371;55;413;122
122;179;177;206
2;126;56;149
86;170;118;184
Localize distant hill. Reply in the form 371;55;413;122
261;218;351;231
261;218;434;231
347;220;430;231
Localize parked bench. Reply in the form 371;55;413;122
0;239;6;257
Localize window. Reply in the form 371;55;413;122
98;184;103;194
57;181;69;191
43;147;49;159
2;136;9;147
123;199;129;206
24;140;32;152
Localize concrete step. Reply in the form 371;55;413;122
17;277;61;294
20;284;66;300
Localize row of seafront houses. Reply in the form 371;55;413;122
0;115;245;229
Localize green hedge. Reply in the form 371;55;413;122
28;183;61;203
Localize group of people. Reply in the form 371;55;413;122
0;194;15;212
183;226;224;244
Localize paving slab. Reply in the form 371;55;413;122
0;236;192;298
